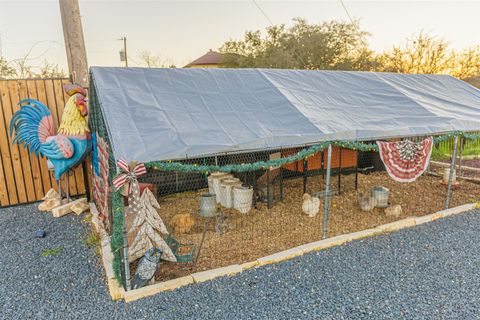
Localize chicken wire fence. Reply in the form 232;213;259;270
88;99;480;289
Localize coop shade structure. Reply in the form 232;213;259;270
377;137;433;182
90;67;480;162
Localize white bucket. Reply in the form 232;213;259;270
212;174;233;203
219;178;242;208
233;186;254;214
208;172;229;194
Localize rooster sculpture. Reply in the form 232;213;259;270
10;83;91;200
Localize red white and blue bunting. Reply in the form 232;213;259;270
377;137;433;183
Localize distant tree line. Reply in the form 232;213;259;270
2;19;479;80
220;18;480;80
0;50;176;79
0;57;67;79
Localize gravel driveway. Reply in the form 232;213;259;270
1;203;480;319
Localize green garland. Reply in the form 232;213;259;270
110;190;125;287
143;133;476;174
145;141;379;173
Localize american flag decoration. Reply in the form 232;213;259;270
377;137;433;183
93;135;110;222
112;159;147;195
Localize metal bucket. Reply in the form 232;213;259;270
372;186;389;208
199;193;217;217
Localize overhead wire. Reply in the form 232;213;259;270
251;0;307;67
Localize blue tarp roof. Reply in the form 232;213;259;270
90;67;480;162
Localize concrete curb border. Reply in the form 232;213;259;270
91;202;478;302
89;203;125;301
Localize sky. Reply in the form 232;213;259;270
0;0;479;70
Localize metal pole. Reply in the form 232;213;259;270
458;137;464;177
338;147;342;194
82;161;90;202
323;144;332;239
266;169;271;209
279;148;284;202
303;158;308;194
117;167;131;291
444;135;459;210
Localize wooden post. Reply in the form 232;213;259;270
59;0;88;87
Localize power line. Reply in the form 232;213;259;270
252;0;274;26
339;0;356;25
251;0;307;67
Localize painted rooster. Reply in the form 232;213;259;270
10;83;91;199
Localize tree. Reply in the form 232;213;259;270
376;32;454;75
0;57;66;79
450;46;480;79
138;50;176;68
219;18;377;71
0;57;17;79
36;60;67;78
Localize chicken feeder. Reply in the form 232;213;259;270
372;186;389;208
198;193;217;217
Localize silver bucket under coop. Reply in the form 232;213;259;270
198;193;218;217
372;186;389;208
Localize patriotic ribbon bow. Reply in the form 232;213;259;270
112;159;147;196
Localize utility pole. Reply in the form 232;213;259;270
59;0;88;87
118;36;128;67
59;0;90;204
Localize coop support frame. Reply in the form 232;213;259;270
323;144;333;239
117;166;132;291
444;134;459;210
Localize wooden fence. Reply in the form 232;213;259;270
0;78;88;207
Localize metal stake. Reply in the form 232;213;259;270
66;172;70;202
195;218;210;265
323;144;332;239
444;135;459;210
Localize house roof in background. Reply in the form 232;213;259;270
90;67;480;162
184;50;224;67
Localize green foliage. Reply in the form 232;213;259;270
220;18;377;71
0;56;16;79
41;246;63;257
0;56;66;79
83;230;101;256
111;190;125;287
220;22;480;80
432;136;480;160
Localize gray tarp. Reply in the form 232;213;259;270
90;67;480;162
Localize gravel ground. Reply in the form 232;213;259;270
1;203;480;319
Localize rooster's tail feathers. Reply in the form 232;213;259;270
10;99;54;156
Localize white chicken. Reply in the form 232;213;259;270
302;193;320;217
